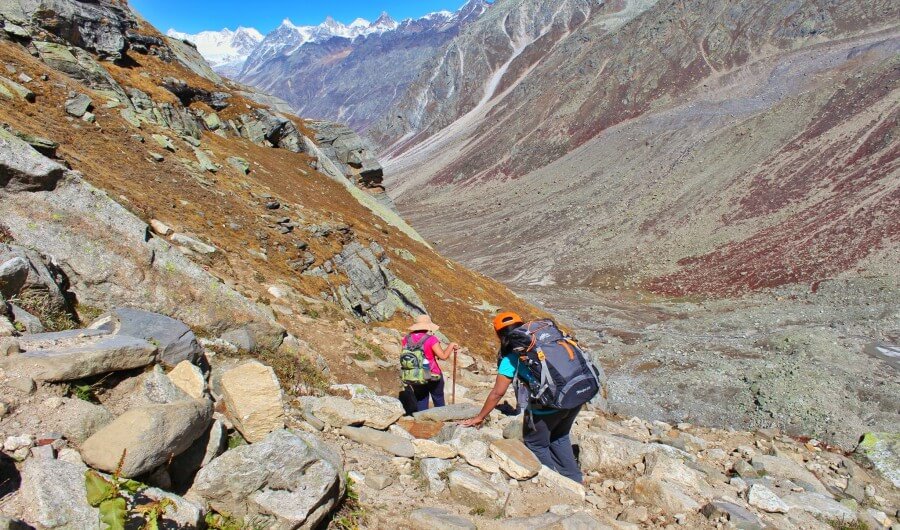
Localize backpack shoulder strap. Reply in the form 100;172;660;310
406;333;430;351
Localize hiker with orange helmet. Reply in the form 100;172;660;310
461;311;590;484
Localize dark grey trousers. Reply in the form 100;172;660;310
523;406;583;483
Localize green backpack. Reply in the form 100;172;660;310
400;334;432;385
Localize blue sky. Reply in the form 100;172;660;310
131;0;469;34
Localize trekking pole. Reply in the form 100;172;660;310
452;347;458;405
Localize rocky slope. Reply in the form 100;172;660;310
230;0;490;130
368;0;900;447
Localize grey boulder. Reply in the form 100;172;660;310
189;429;343;530
0;244;71;313
0;127;66;192
332;241;427;323
80;398;213;477
89;307;201;366
10;303;43;333
0;257;29;298
64;93;92;117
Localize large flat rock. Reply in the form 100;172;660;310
413;403;480;422
340;425;415;458
3;331;157;381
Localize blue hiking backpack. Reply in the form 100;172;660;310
512;320;605;410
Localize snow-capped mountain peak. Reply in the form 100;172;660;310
171;2;493;79
371;12;399;32
349;18;371;29
165;26;263;76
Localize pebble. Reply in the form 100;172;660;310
31;444;55;460
365;473;393;491
3;434;33;452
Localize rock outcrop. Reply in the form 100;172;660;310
0;0;135;60
0;148;285;349
330;241;427;322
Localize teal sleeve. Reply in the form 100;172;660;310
497;356;516;378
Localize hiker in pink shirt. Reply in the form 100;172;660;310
402;314;459;411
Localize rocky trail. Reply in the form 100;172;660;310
2;309;899;529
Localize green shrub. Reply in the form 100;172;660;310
84;450;173;530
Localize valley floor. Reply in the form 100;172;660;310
519;275;900;450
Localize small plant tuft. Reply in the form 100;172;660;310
326;475;366;530
255;349;328;396
10;290;77;332
68;374;111;403
0;224;12;244
828;520;870;530
227;432;247;450
205;512;269;530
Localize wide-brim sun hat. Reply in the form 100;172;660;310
409;314;440;332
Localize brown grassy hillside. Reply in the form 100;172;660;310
0;29;540;388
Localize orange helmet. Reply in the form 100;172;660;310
493;311;524;333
